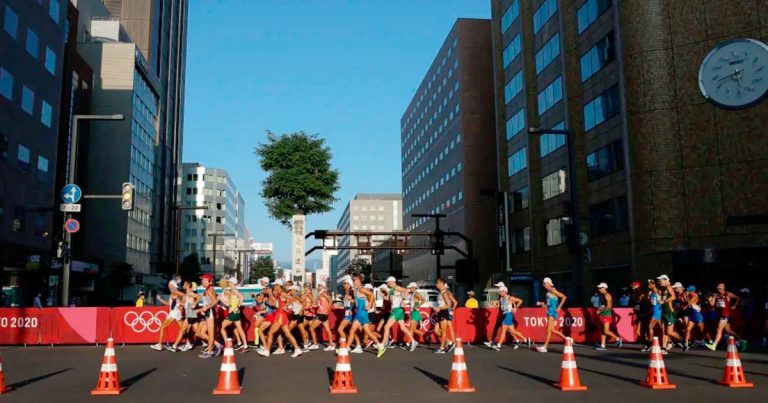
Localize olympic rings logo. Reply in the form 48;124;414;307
123;311;168;333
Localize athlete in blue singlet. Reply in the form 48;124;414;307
535;277;567;353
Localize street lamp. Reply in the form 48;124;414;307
61;114;124;306
527;126;584;304
172;205;208;276
207;232;234;279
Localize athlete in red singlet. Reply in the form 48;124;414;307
706;283;741;351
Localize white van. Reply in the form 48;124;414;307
417;289;440;309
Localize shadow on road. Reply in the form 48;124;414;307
326;366;334;384
238;367;246;385
413;366;447;388
8;368;72;389
577;354;712;382
122;368;157;389
497;366;552;387
691;363;768;378
578;366;637;384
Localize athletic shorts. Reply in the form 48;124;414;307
304;315;315;322
662;310;676;326
547;309;558;319
354;310;370;325
409;311;422;323
317;314;329;322
168;309;182;321
264;312;275;323
718;316;731;323
599;315;612;324
368;312;378;324
273;310;289;325
502;312;514;326
436;309;453;322
227;312;241;322
186;316;199;325
389;307;405;322
203;309;215;320
687;310;704;324
651;308;662;321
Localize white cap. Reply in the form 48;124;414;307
379;284;389;290
228;277;238;285
494;282;505;288
498;286;508;293
386;276;397;283
740;288;750;293
407;282;418;289
289;285;300;291
259;277;269;284
657;274;670;281
543;277;553;286
272;279;284;286
364;284;374;290
343;277;354;287
597;283;608;289
672;282;683;289
169;280;178;288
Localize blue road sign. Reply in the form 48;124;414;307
61;184;82;204
64;218;80;234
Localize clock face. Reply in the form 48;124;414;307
698;38;768;109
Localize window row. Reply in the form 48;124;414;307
404;159;463;214
586;140;623;182
542;169;566;200
0;67;54;128
535;33;560;74
537;76;562;116
508;147;527;176
504;70;523;104
402;58;459;138
577;0;611;34
510;226;531;254
503;34;521;68
580;32;615;82
1;138;49;181
3;5;58;75
501;0;519;33
406;191;463;231
506;108;525;139
539;121;565;157
403;133;461;197
533;0;558;34
584;85;620;131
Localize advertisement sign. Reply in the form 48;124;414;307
291;215;306;283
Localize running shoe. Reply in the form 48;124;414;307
165;345;177;352
213;344;223;356
594;345;606;351
491;344;501;351
640;345;650;352
447;342;456;353
512;344;519;350
364;340;374;350
234;343;244;350
387;342;397;349
301;347;310;353
182;342;193;351
199;351;212;359
273;348;286;355
683;344;690;352
616;338;623;348
675;342;685;349
350;346;363;354
434;348;446;354
257;348;270;357
291;350;303;358
483;341;494;349
705;342;716;351
410;341;419;352
150;343;163;351
660;349;669;355
535;346;548;353
376;344;387;358
324;344;336;352
308;344;319;350
237;344;249;352
386;339;394;349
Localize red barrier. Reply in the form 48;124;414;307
111;307;181;344
39;308;112;344
0;308;41;345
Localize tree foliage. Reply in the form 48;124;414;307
255;130;340;226
249;256;276;283
180;253;203;281
349;257;372;282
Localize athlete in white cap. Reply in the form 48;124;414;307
535;277;567;353
378;277;417;356
595;283;622;350
485;285;526;351
404;282;426;347
152;279;185;351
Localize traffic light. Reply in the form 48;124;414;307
121;182;135;211
431;229;445;255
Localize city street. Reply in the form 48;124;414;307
0;343;765;402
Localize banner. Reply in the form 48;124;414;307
111;307;181;344
0;308;41;345
39;308;111;344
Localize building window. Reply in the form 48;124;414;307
17;144;30;171
537;76;562;116
578;0;611;34
506;108;525;139
503;34;521;68
45;47;56;75
586;140;624;181
540;122;565;157
508;147;527;176
25;28;38;58
589;197;628;236
3;5;17;40
504;70;523;104
49;0;60;24
41;100;52;127
511;226;531;253
37;156;48;181
533;0;558;34
535;33;560;74
501;0;519;33
542;169;566;200
545;217;567;246
0;67;12;100
510;186;529;213
21;86;34;115
584;85;620;131
580;33;615;82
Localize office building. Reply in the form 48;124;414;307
0;0;68;303
400;19;498;288
334;193;403;275
179;163;248;278
491;0;768;302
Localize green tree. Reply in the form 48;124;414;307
249;256;276;282
255;130;340;226
349;257;372;282
179;252;203;281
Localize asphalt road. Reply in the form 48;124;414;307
0;342;765;402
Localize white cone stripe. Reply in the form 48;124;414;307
651;347;661;353
727;345;737;353
338;349;348;356
563;346;573;354
649;360;665;369
335;363;352;372
451;362;467;371
220;363;237;372
726;359;741;367
454;348;464;356
100;363;117;372
224;348;234;356
104;348;115;357
561;360;577;369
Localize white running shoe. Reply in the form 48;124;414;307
308;344;319;350
350;346;364;354
324;344;336;352
491;344;501;351
274;348;286;355
483;341;493;349
150;343;163;351
410;341;419;352
183;342;193;351
257;348;270;357
535;346;548;353
291;350;303;358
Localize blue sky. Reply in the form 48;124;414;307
183;1;491;262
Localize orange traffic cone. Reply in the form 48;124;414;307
330;338;357;394
717;336;754;388
445;338;475;392
0;354;13;394
213;339;242;395
91;338;123;395
640;337;676;389
554;337;587;391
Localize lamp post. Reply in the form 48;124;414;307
207;232;234;279
527;126;584;304
172;205;208;276
61;114;124;307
